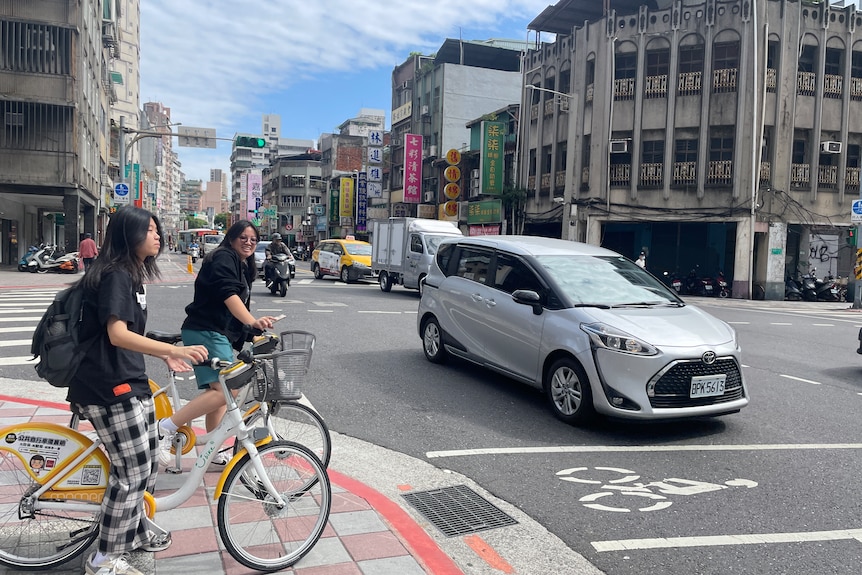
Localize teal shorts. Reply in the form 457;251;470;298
181;329;234;390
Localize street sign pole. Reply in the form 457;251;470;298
853;199;862;309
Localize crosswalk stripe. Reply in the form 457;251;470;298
0;326;35;334
0;317;43;322
0;356;36;366
0;339;32;347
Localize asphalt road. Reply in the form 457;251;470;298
2;261;862;575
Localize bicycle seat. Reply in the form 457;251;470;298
146;330;183;344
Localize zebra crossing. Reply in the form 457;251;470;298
0;289;58;367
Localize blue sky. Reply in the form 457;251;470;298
140;0;551;182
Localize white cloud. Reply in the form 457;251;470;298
141;0;550;180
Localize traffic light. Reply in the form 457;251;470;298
849;229;857;247
235;136;266;148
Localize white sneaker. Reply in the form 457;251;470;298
207;451;230;472
85;552;144;575
156;419;176;467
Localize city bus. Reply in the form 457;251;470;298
177;228;218;254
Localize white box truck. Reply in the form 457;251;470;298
372;217;463;293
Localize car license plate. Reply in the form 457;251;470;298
690;375;726;398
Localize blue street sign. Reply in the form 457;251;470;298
114;183;130;205
853;199;862;215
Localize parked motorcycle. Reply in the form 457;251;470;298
27;245;79;274
715;271;731;298
799;270;818;301
683;267;713;296
785;275;803;301
17;245;39;272
663;271;683;294
265;252;291;297
813;269;841;302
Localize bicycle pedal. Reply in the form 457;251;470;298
164;465;183;475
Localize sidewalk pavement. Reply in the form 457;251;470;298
0;260;604;575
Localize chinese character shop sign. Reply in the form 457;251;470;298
339;177;354;218
356;171;367;232
403;134;423;203
467;199;502;224
481;121;504;195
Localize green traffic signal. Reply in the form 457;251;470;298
235;136;266;148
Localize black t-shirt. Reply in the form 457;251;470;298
68;269;150;406
182;247;250;344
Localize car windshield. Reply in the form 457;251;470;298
345;243;372;256
425;235;453;255
536;255;681;306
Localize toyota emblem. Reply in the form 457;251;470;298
701;351;716;365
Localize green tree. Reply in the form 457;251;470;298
186;216;207;229
501;185;528;235
214;213;230;229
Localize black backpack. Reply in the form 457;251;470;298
30;285;97;388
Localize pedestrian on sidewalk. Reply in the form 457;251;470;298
157;220;275;470
69;207;207;575
79;233;99;271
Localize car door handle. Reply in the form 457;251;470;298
470;293;484;303
484;298;496;308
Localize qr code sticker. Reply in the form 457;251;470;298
81;466;101;486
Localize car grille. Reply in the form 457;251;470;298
648;358;744;408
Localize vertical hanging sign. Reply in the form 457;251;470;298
481;121;505;195
339;177;354;218
403;134;423;203
367;130;384;198
356;172;368;232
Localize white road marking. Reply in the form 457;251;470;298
0;326;35;334
811;323;835;326
0;317;43;323
0;307;49;313
726;321;750;325
0;339;33;347
357;310;403;314
592;528;862;552
0;356;36;366
312;302;347;307
770;322;793;325
425;443;862;458
307;310;333;313
779;374;821;385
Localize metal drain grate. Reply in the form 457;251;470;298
401;484;518;537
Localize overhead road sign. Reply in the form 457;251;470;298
178;126;217;149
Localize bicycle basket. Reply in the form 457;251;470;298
254;332;315;401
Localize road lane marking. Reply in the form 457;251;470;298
0;317;43;322
357;311;403;314
769;322;793;325
779;374;822;385
811;323;834;326
592;528;862;552
726;321;749;325
0;356;36;366
425;443;862;458
307;310;333;313
0;339;33;347
0;326;34;334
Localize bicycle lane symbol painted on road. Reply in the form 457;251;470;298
556;466;758;512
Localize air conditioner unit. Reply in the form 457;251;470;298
458;202;469;221
428;145;437;157
610;140;629;154
471;169;480;179
558;95;570;112
421;105;430;116
423;191;436;202
821;141;842;154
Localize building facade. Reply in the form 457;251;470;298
521;0;862;299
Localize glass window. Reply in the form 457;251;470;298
410;235;423;253
494;253;544;295
455;248;492;285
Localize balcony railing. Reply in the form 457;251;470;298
540;173;551;189
707;160;733;185
610;164;631;185
640;163;663;187
528;175;536;189
712;68;737;93
614;78;636;101
797;71;816;96
766;68;776;93
673;161;697;185
791;163;810;187
555;170;566;188
818;164;838;187
824;74;843;99
847;167;860;188
678;71;702;96
544;99;555;116
851;77;862;101
530;105;539;120
644;75;668;98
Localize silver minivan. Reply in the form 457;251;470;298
417;235;748;425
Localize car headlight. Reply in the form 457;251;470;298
581;323;658;356
352;261;369;268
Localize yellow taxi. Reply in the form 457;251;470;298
311;237;373;283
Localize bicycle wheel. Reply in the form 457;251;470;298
237;401;331;469
217;440;330;571
0;452;100;570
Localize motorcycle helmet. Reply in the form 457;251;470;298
271;233;282;241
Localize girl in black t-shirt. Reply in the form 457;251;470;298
70;207;208;575
157;220;276;469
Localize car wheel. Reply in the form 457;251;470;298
379;272;392;292
545;358;594;425
421;317;447;364
313;263;323;280
340;266;351;283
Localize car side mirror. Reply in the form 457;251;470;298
512;289;543;315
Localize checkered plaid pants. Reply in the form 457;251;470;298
75;396;158;555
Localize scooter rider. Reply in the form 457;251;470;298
265;233;290;283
